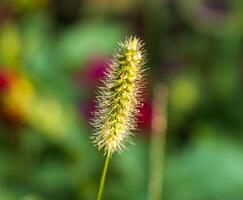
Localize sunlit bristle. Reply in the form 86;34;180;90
91;36;147;155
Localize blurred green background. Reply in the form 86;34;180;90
0;0;243;199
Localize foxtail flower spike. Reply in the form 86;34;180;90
92;36;147;155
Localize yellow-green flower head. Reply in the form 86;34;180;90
91;36;147;155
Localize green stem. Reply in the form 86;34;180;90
97;149;111;200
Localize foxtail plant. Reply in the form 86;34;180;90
91;36;147;200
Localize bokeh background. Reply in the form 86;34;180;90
0;0;243;199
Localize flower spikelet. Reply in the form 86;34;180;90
91;36;146;155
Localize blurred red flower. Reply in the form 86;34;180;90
0;68;34;125
137;98;152;132
0;68;15;91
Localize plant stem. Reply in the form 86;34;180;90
148;84;168;200
97;149;111;200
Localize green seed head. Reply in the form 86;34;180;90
91;36;147;155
